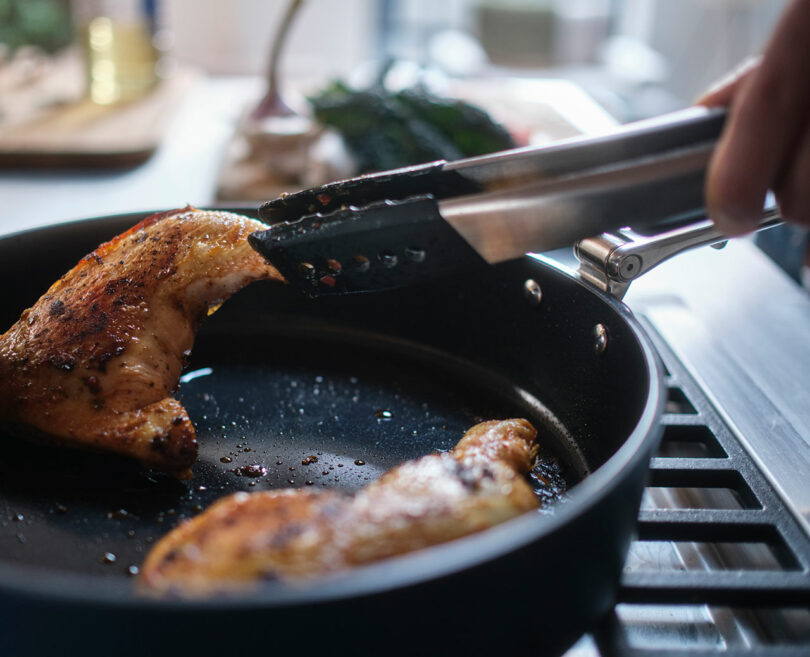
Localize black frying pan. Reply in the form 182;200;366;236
0;209;663;657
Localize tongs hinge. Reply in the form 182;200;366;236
574;207;783;300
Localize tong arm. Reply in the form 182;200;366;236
251;106;741;296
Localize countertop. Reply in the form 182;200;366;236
0;76;263;236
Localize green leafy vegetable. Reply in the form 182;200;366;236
309;80;515;174
0;0;73;54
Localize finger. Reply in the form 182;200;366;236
775;121;810;228
696;57;760;108
705;0;810;236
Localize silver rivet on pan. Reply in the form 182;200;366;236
711;240;728;250
593;323;608;356
523;279;542;305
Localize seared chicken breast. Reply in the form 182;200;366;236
0;208;282;478
140;419;539;595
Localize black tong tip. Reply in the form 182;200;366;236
249;195;486;297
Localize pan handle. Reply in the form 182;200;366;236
574;207;783;299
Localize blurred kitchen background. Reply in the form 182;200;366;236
0;0;806;286
163;0;784;119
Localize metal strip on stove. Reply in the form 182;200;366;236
626;240;810;540
585;324;810;657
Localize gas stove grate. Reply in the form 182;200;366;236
587;322;810;657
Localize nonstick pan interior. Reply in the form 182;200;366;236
0;318;576;578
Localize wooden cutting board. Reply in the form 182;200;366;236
0;50;196;169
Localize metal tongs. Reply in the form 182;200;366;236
249;107;782;298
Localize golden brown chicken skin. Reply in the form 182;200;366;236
140;419;539;595
0;208;282;478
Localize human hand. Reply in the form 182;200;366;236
697;0;810;237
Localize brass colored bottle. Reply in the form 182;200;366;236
75;1;158;105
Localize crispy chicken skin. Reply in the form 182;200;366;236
140;419;539;595
0;208;282;478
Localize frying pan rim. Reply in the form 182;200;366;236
0;209;664;609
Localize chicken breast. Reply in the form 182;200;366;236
0;208;282;478
140;419;539;595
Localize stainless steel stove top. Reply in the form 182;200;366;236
630;239;810;541
563;239;810;656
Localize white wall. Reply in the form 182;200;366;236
161;0;790;104
618;0;788;101
162;0;378;86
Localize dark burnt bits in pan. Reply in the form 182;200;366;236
231;465;268;478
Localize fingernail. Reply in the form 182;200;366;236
711;209;732;235
713;210;757;237
696;56;760;106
